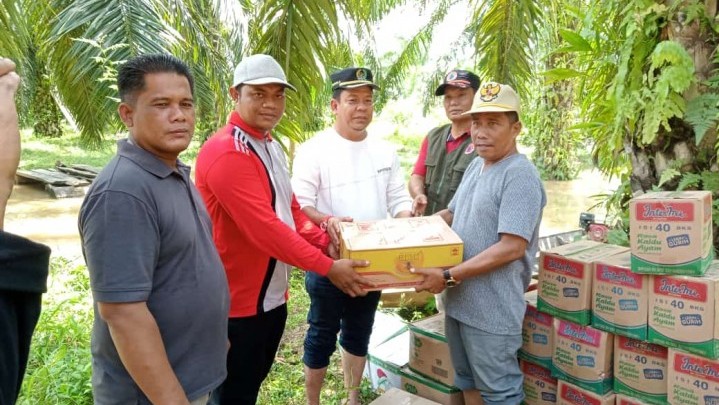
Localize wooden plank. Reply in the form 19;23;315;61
56;165;98;180
70;164;101;174
45;184;88;199
16;169;89;186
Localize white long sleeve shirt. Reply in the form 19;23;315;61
292;129;412;220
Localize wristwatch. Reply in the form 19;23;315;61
443;269;458;288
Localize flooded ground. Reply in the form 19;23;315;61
5;184;86;261
4;169;619;260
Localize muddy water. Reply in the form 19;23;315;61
4;169;618;260
5;184;86;261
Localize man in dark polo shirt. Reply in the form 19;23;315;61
79;54;229;405
0;57;51;405
409;69;480;216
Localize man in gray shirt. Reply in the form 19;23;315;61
79;54;229;405
414;82;545;405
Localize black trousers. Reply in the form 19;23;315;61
0;290;42;405
213;304;288;405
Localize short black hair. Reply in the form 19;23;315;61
505;111;519;123
117;54;194;103
332;88;343;101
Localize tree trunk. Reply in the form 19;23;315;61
31;64;64;139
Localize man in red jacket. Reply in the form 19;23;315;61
195;54;372;405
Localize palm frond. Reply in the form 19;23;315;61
470;0;541;95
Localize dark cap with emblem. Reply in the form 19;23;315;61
434;69;481;96
330;67;380;91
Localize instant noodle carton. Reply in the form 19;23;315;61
648;262;719;359
520;360;557;405
613;336;668;404
615;394;654;404
538;240;629;325
339;216;463;290
592;251;650;340
408;314;455;386
520;290;554;370
667;348;719;405
399;366;464;405
552;319;614;394
556;380;615;405
630;191;713;276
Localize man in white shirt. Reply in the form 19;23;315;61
292;67;412;405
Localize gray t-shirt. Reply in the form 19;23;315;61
79;140;229;404
446;153;545;335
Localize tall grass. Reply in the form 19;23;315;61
17;258;93;405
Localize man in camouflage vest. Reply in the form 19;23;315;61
409;69;480;216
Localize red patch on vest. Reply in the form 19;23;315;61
464;143;475;154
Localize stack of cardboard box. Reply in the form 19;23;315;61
364;314;466;404
531;240;627;404
527;190;717;405
404;314;464;404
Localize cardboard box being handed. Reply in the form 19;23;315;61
339;216;463;290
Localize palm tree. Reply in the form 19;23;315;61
0;0;244;148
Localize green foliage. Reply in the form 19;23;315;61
384;296;438;323
701;170;719;191
471;0;541;94
18;129;116;170
685;93;719;145
678;172;702;190
607;228;630;247
18;258;93;405
523;0;584;180
640;41;695;145
657;168;681;188
541;67;583;83
557;28;592;53
31;70;65;138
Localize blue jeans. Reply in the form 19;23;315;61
445;315;524;405
302;272;381;369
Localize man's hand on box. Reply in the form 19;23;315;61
327;241;340;260
326;216;352;249
411;267;446;294
411;194;427;217
327;258;375;297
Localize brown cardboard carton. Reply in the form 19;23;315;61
339;216;463;290
538;240;629;325
519;290;554;370
552;319;614;394
556;380;615;405
520;360;557;405
592;251;649;340
615;394;653;405
648;262;719;359
630;190;713;275
409;314;454;386
613;335;668;404
369;387;441;405
667;348;719;405
399;366;464;405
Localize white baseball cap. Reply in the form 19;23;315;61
462;82;521;116
231;54;297;91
